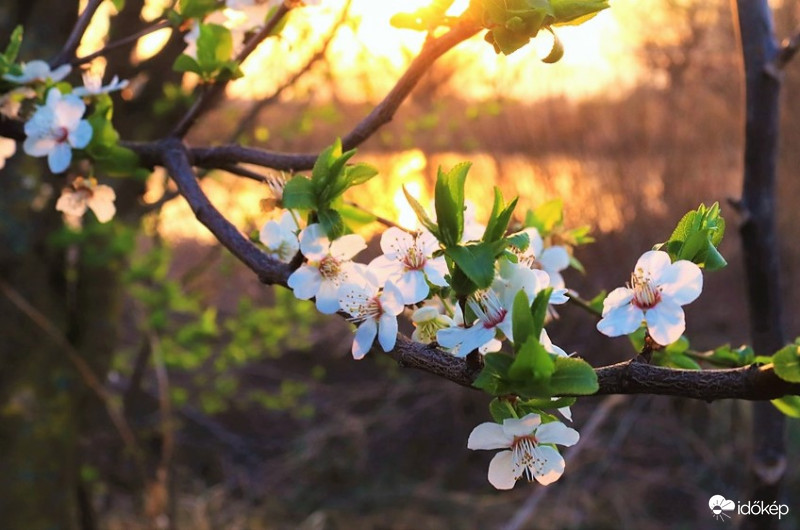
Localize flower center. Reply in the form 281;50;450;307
344;295;383;323
401;244;426;271
469;290;508;329
318;255;341;280
511;435;545;482
54;126;69;143
630;271;661;309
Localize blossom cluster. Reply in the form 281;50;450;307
2;59;127;224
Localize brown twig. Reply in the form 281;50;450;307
170;3;291;137
0;278;147;480
51;0;105;67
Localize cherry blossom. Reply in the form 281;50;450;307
259;210;300;263
514;227;571;289
0;137;16;169
55;177;116;223
597;250;703;346
73;73;129;97
468;413;579;489
338;275;405;360
23;88;93;174
410;305;453;344
287;223;366;314
3;60;71;85
368;227;448;304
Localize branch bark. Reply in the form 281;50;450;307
50;0;104;67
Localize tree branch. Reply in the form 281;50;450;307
72;19;172;67
170;3;291;137
50;0;104;67
774;28;800;70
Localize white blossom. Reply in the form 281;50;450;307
468;413;579;489
73;72;129;97
23;88;92;174
596;250;703;346
287;223;366;314
3;60;71;85
368;227;448;304
411;305;453;344
338;275;405;360
515;227;571;289
259;210;299;262
55;177;116;223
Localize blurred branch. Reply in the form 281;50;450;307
51;0;104;67
0;278;147;481
171;3;292;137
72;19;172;67
229;0;353;141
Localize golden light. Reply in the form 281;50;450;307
134;28;173;63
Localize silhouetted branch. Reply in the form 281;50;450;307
171;3;291;137
51;0;104;67
72;19;172;67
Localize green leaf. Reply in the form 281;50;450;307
435;162;470;247
653;351;701;370
544;356;598;395
282;176;316;210
179;0;219;19
506;230;530;252
473;352;514;395
403;186;439;236
509;337;555;382
708;344;756;367
541;28;564;63
550;0;610;25
317;208;345;240
512;289;535;350
337;203;376;232
524;198;563;235
390;0;455;31
445;242;498;290
530;288;552;342
3;26;23;64
197;23;233;71
345;163;379;186
111;0;126;9
773;344;800;383
483;187;518;243
587;290;606;314
489;398;516;423
771;396;800;418
517;396;576;414
658;202;726;270
173;54;203;75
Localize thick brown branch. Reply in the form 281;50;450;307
160;139;292;285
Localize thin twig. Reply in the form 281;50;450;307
72;19;172;67
565;290;602;319
171;3;291;137
51;0;105;67
229;0;352;141
0;278;147;480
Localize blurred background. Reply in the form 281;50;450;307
1;0;799;528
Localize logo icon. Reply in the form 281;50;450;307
709;495;736;521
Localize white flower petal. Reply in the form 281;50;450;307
540;246;570;273
87;187;116;222
597;303;643;338
367;254;402;284
396;269;429;304
526;227;544;256
468;422;513;450
644;299;686;346
487;450;517;490
557;406;573;422
259;220;282;247
287;266;322;300
298;224;329;259
315;280;341;314
330;233;366;260
352;318;377;360
47;143;72;173
23;135;56;157
502;413;541;438
423;257;449;287
601;287;634;315
659;260;703;306
534;422;580;447
379;226;413;258
54;95;87;129
69;120;92;149
437;324;495;357
377;313;398;352
380;281;406;316
532;445;565;485
635;250;671;278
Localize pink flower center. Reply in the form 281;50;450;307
55;126;69;143
401;245;426;271
469;290;508;329
511;434;545;482
630;272;661;309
